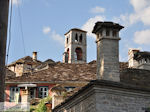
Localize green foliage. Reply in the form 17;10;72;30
35;100;47;112
30;105;36;112
34;96;51;112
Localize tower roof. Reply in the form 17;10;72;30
92;21;124;34
65;28;87;35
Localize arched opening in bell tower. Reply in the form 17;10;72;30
75;47;82;60
79;34;82;43
75;33;78;42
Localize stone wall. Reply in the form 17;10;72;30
64;30;87;64
96;37;120;82
53;80;150;112
15;64;24;77
138;63;150;70
93;22;123;82
120;68;150;88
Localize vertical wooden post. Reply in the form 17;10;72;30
0;0;9;102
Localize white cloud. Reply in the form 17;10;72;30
140;6;150;25
134;29;150;45
113;14;130;27
114;0;150;26
43;26;51;34
42;26;64;46
130;0;149;12
12;0;21;5
82;16;105;38
51;31;64;46
90;6;105;14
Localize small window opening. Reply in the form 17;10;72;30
106;30;110;36
65;48;69;63
66;38;68;44
113;31;117;37
79;34;83;43
75;33;78;42
145;58;147;63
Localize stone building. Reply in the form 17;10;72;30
52;22;150;112
7;52;42;77
63;28;87;63
128;49;150;70
5;24;150;112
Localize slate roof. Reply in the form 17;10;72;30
6;62;97;82
34;59;56;70
7;56;42;66
5;68;16;80
6;61;128;83
5;60;150;89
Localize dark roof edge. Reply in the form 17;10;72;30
64;28;87;35
92;21;124;34
53;79;150;111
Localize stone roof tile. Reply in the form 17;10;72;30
6;61;128;82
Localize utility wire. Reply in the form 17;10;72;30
17;0;26;56
6;0;13;65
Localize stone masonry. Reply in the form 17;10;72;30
92;22;124;82
63;28;87;63
53;80;150;112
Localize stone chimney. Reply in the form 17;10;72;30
92;21;124;82
32;52;37;60
128;48;140;68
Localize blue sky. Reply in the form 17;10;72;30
7;0;150;64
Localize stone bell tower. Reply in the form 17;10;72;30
63;28;87;63
92;21;124;82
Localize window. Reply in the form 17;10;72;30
113;31;117;37
75;33;78;42
38;87;48;98
145;58;147;63
79;34;82;43
10;87;20;102
65;48;69;63
106;30;110;36
66;38;68;44
29;88;36;99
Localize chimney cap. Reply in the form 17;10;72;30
33;51;37;54
32;51;37;60
128;48;140;53
92;21;124;34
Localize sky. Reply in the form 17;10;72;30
7;0;150;64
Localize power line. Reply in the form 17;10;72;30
6;0;13;65
17;0;26;56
